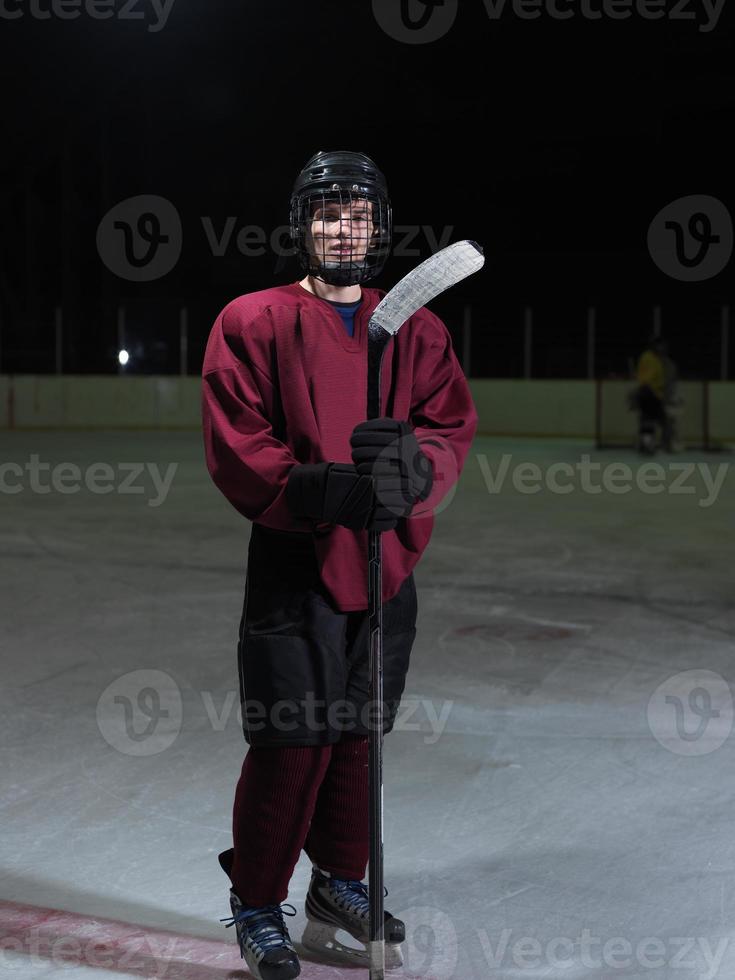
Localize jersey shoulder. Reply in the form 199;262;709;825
405;303;450;349
220;284;304;323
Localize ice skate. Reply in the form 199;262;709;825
218;848;301;980
302;865;405;969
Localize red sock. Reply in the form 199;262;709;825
231;744;332;905
304;733;369;880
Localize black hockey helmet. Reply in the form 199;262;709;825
289;150;392;286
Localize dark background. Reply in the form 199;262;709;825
1;0;732;379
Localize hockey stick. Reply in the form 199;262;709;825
365;240;485;979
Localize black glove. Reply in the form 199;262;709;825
350;418;433;515
285;462;399;532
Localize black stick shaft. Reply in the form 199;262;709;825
368;525;384;978
367;326;390;979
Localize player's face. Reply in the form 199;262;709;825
307;196;376;270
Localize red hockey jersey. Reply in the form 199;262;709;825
201;280;478;611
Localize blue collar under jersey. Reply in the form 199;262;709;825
324;297;362;338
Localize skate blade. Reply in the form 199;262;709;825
301;918;403;970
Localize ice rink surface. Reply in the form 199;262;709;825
2;430;734;980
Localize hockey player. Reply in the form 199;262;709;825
635;335;675;454
201;150;478;979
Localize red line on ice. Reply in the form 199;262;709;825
0;899;437;978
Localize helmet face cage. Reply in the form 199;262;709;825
290;178;392;287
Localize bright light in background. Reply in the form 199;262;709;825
118;349;130;366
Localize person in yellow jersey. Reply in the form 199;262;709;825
635;335;674;454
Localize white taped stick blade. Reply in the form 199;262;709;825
368;239;484;337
